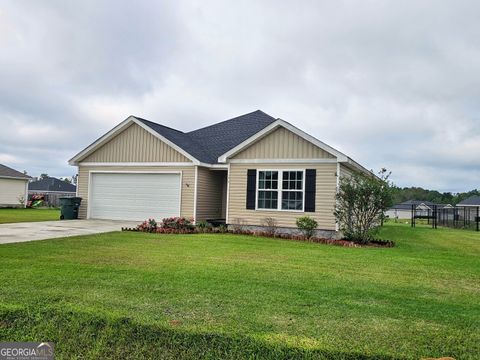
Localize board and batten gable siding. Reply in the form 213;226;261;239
77;166;195;219
228;163;337;230
82;123;191;163
195;167;226;221
0;178;27;207
232;126;335;160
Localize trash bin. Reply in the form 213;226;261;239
59;197;82;220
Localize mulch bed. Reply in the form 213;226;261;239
122;227;395;248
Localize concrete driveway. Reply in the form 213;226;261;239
0;219;139;244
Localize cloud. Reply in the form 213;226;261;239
0;0;478;192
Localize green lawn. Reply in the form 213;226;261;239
0;223;478;359
0;208;60;224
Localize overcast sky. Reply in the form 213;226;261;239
0;1;479;192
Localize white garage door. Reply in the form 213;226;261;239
89;172;181;221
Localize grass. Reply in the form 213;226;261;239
0;208;60;224
0;223;478;359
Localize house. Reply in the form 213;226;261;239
457;195;480;207
386;200;455;220
385;200;436;219
0;164;31;207
28;177;77;207
69;110;371;237
457;196;480;222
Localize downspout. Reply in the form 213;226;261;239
226;163;231;225
193;165;198;225
335;162;340;232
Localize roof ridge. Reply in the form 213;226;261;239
187;110;274;134
133;116;185;134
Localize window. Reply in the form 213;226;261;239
257;171;278;209
282;171;303;210
257;170;304;211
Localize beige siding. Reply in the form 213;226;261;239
340;164;355;178
77;166;195;219
232;127;335;160
82;123;191;163
196;167;226;221
227;163;337;230
0;178;27;206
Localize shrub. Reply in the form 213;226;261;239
196;220;211;233
296;216;318;239
137;218;158;232
262;217;278;237
217;224;228;233
161;217;194;230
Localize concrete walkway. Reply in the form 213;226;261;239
0;219;139;244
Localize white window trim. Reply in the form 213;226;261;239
255;169;306;212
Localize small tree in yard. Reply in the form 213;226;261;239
334;168;394;244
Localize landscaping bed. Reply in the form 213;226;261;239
122;217;396;247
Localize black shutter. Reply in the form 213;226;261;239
304;169;316;212
246;169;256;210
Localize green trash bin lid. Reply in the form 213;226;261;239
59;197;82;206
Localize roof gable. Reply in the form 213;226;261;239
82;123;191;163
231;126;336;160
69;116;200;165
217;119;348;163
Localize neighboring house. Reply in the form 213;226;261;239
386;200;436;219
457;196;480;221
457;195;480;207
69;110;371;236
0;164;31;208
28;177;77;207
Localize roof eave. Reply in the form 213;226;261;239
0;175;31;180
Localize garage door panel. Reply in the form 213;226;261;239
90;173;181;221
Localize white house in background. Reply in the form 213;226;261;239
385;200;436;220
0;164;31;207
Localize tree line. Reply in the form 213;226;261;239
391;187;479;205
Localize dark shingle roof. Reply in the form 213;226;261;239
390;200;436;210
135;110;277;164
0;164;31;179
457;195;480;206
29;177;76;193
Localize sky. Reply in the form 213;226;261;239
0;0;479;192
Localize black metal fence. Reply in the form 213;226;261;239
411;204;480;231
